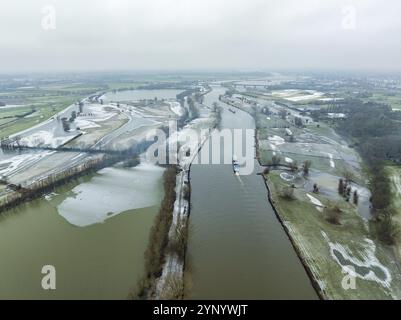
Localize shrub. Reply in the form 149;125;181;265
159;274;184;300
166;218;189;262
353;190;359;205
325;203;342;225
338;179;344;195
377;213;400;245
280;186;295;200
143;165;177;286
271;155;281;166
183;184;191;201
303;160;312;175
289;160;298;172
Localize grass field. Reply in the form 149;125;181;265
265;171;401;299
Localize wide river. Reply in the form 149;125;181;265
186;87;317;299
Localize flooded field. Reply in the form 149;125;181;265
0;165;164;299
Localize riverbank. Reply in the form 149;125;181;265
153;127;213;299
253;120;401;299
130;100;218;299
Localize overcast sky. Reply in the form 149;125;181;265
0;0;400;73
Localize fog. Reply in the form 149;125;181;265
0;0;400;72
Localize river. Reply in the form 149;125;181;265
186;87;317;299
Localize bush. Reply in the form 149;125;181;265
289;160;298;172
271;155;281;166
142;165;178;294
166;219;188;261
280;186;295;200
353;190;359;205
121;155;140;168
342;170;355;183
325;203;342;225
303;160;312;175
369;166;392;210
183;184;191;201
338;179;344;195
159;274;184;300
377;213;400;245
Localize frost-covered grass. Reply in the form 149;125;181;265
265;171;401;299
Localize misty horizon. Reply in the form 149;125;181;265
1;0;401;73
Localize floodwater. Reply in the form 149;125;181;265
186;87;317;299
0;165;164;299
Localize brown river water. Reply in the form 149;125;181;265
186;87;317;299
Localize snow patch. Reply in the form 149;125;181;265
45;192;58;201
307;193;323;207
0;152;50;176
321;231;392;288
20;130;77;148
326;153;335;168
285;157;293;164
268;135;285;146
167;101;184;117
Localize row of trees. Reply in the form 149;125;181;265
187;97;200;120
267;155;312;176
212;102;223;129
132;165;179;299
329;99;400;244
0;156;106;213
337;100;401;164
338;178;358;205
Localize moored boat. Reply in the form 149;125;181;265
232;155;240;173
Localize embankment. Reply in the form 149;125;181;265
254;129;326;299
131;121;216;299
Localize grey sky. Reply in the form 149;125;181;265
0;0;400;72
